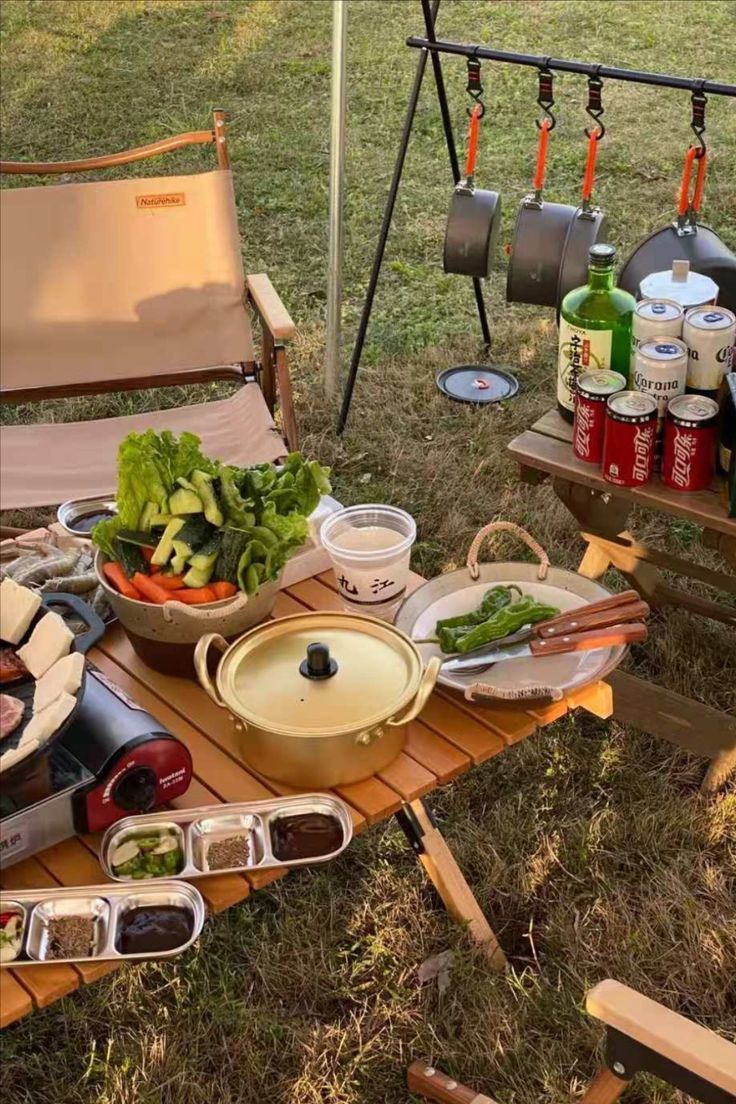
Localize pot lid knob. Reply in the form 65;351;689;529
300;642;338;681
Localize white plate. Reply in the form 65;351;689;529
396;566;626;702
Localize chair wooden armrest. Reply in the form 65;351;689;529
586;980;736;1096
246;273;296;340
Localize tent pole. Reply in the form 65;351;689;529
325;0;348;398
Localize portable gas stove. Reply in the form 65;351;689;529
0;664;192;868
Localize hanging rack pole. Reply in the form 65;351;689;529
325;0;348;398
405;37;736;97
336;0;441;434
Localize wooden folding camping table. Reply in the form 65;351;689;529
509;408;736;792
0;569;612;1029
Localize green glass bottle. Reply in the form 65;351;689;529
557;243;636;423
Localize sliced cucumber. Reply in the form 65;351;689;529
170;545;189;575
183;564;215;589
138;501;159;531
176;476;198;491
188;534;221;572
191;470;224;527
151;517;186;566
116;529;158;549
151;512;174;527
168;488;203;515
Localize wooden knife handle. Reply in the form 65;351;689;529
536;599;650;638
529;621;647;656
407;1061;499;1103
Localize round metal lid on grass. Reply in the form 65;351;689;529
436;365;519;405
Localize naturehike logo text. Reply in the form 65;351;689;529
135;193;186;209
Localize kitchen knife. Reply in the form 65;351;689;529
443;621;647;674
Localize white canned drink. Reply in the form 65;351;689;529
633;338;688;469
683;307;736;400
630;298;684;377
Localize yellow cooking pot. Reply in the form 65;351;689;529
194;611;440;788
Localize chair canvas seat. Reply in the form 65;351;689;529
0;384;285;510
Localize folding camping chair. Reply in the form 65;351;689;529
407;979;736;1103
0;110;298;512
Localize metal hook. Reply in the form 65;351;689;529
690;81;707;157
585;66;605;140
536;62;556;131
466;51;485;118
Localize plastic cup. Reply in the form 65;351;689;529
320;504;416;620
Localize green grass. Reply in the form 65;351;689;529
1;2;735;1102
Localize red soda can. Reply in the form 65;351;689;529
573;370;627;463
661;394;719;492
602;391;657;487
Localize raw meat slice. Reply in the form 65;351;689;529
16;611;73;679
0;694;24;740
33;652;84;713
0;578;42;644
0;647;29;685
19;691;76;748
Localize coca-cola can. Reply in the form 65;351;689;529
602;391;657;487
661;394;719;492
630;298;684;377
573;370;627;463
682;306;736;401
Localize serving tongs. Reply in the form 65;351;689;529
443;590;649;674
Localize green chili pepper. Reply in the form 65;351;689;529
435;586;519;634
453;596;560;654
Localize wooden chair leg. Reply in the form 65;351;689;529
275;344;299;451
407;1060;500;1103
579;1067;630;1103
408;800;507;972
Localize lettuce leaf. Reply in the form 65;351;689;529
91;515;125;560
115;430;217;528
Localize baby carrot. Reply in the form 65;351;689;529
168;587;217;605
155;573;186;590
132;572;172;605
210;581;238;600
103;561;140;601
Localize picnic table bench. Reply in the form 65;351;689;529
509;408;736;792
0;568;612;1029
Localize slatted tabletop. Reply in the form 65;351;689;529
0;569;611;1028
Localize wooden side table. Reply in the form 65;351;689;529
509;410;736;792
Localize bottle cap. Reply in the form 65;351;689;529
589;243;616;267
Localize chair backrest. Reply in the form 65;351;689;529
0;111;253;400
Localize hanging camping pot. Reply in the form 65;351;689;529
556;129;608;305
443;104;501;278
619;147;736;311
506;119;577;306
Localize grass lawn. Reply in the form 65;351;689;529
1;2;735;1102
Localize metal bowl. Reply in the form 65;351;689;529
57;497;117;537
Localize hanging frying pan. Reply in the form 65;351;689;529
443;104;501;278
556;130;608;306
619;147;736;311
506;119;577;306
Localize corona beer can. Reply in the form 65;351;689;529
630;298;684;377
683;306;736;401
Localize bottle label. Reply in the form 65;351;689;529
558;321;613;411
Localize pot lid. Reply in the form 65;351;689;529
216;612;422;736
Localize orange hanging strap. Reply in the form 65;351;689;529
533;117;551;193
677;145;698;218
465;103;482;180
692;149;707;213
581;128;600;202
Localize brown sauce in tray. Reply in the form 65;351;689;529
271;812;344;862
116;905;193;955
68;511;114;534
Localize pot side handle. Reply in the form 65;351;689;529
386;657;441;727
194;633;230;710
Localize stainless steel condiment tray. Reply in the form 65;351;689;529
100;794;354;882
0;881;205;967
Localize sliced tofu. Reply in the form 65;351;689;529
16;611;73;679
0;739;39;773
0;578;42;645
19;691;76;748
33;652;84;714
